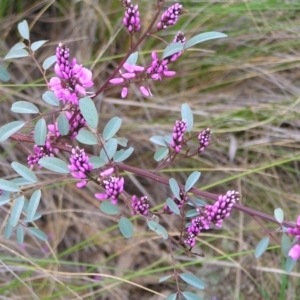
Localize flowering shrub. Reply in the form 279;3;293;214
0;1;299;298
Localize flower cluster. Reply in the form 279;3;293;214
170;120;187;153
48;43;94;105
131;195;150;215
165;31;186;63
287;215;300;260
185;190;240;248
198;128;211;153
157;3;184;30
27;138;59;168
164;191;187;214
121;0;141;33
68;147;93;188
95;176;125;205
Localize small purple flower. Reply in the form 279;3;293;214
132;195;150;215
95;176;124;204
157;3;184;30
165;31;186;63
170;120;187;153
289;244;300;261
49;43;94;105
68;147;93;188
121;0;141;33
27;138;59;168
164;191;187;214
198;128;211;153
287;214;300;239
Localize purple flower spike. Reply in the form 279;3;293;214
198;128;211;153
95;176;124;204
121;0;141;33
157;3;184;30
68;146;93;187
289;244;300;261
170;120;187;153
132;195;150;215
165;31;186;63
287;215;300;239
27;138;59;168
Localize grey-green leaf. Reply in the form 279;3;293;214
281;234;291;257
179;273;206;290
26;190;41;222
169;178;180;199
11;43;26;50
0;179;20;192
186;209;200;218
17;225;25;244
166;198;180;215
147;220;168;239
100;201;119;215
119;217;134;238
0;191;11;206
28;227;48;241
182;291;203;300
0;121;25;142
184;32;227;50
57;114;69;136
126;51;138;65
163;42;184;59
43;55;56;70
10;196;25;227
103;117;122;141
185;171;201;192
38;157;70;174
254;237;270;258
113;147;134;162
285;257;297;273
89;156;106;169
116;137;128;147
11;101;39;114
76;128;98;145
11;162;37;183
31;40;48;52
154;147;169;162
150;135;167;147
18;20;30;40
5;49;29;60
181;103;193;132
187;199;207;207
0;65;10;82
3;221;13;239
274;208;284;223
42;91;60;106
79;97;98;129
159;275;172;283
100;138;118;160
34;118;47;145
166;293;177;300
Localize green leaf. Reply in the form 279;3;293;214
5;49;29;59
42;91;60;106
10;196;25;227
154;147;169;162
147;220;168;239
57;114;69;136
11;101;39;114
103;117;122;141
28;227;48;241
113;147;134;162
119;217;134;238
39;157;70;174
18;20;30;40
179;273;206;290
100;201;119;215
185;171;201;192
126;51;138;65
158;275;172;283
162;42;184;59
281;234;291;257
182;291;203;300
11;162;37;183
34;118;47;145
254;237;270;258
0;65;10;82
43;55;56;70
169;178;180;199
274;208;284;223
0;179;20;192
79;96;98;129
166;293;177;300
31;40;48;52
150;135;167;147
100;138;118;160
181;103;193;132
89;156;106;169
17;225;25;244
186;209;200;218
0;121;25;142
3;221;13;239
184;32;227;50
76;128;98;145
26;190;41;222
166;198;180;215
